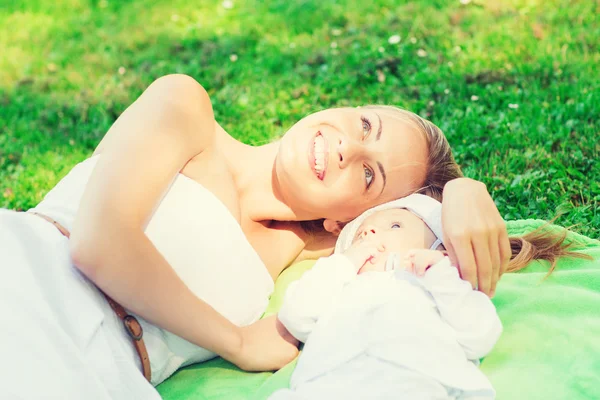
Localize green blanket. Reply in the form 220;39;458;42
157;220;600;400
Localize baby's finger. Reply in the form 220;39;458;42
404;255;414;273
414;254;430;276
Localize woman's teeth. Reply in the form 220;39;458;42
314;134;325;175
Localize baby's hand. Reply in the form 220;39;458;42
404;249;446;276
343;242;383;274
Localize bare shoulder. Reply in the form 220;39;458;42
94;74;216;157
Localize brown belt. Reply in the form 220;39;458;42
28;211;152;382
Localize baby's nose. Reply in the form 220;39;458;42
361;227;377;237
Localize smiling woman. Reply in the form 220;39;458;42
0;74;509;399
275;107;430;223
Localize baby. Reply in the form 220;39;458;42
270;194;501;400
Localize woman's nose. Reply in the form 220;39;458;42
337;137;364;169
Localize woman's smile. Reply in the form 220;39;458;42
309;131;329;181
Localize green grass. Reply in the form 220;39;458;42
1;0;598;237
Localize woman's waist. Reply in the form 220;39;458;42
1;210;146;378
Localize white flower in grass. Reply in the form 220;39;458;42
428;101;435;106
444;89;450;94
471;95;479;101
508;103;519;109
388;34;401;44
222;0;234;9
229;54;238;62
410;37;417;44
331;41;338;49
332;28;342;36
447;61;454;67
289;42;296;49
378;46;385;53
454;46;462;53
417;49;427;57
460;0;472;4
118;66;126;75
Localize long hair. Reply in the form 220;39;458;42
507;222;591;276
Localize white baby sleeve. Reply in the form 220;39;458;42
421;258;503;360
277;254;356;343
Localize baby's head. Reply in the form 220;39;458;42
353;208;439;253
335;194;444;269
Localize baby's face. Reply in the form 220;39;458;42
351;208;437;272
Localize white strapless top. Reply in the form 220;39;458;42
30;156;274;384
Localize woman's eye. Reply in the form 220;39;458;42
361;116;372;139
364;166;374;187
391;223;401;229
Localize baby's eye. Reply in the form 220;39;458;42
391;223;401;229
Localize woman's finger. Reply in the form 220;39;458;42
488;232;501;297
447;233;478;288
472;232;493;296
498;225;511;276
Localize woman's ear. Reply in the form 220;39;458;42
323;219;344;236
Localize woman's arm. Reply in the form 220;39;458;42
69;75;251;367
441;178;512;297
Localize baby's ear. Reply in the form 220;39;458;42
323;219;344;236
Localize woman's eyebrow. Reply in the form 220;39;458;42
375;112;383;141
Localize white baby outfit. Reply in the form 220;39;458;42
0;156;274;399
271;195;502;400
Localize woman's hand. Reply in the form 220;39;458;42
441;178;511;297
232;315;299;372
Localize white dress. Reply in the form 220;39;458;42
271;255;502;400
0;156;274;400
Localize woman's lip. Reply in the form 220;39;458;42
308;132;329;180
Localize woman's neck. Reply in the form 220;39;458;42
218;128;304;223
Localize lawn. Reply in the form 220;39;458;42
1;0;598;237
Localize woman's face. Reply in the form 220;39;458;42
275;107;428;222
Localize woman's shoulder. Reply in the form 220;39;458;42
93;74;216;157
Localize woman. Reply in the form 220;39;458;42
0;74;509;399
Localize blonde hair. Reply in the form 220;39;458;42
507;222;592;276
